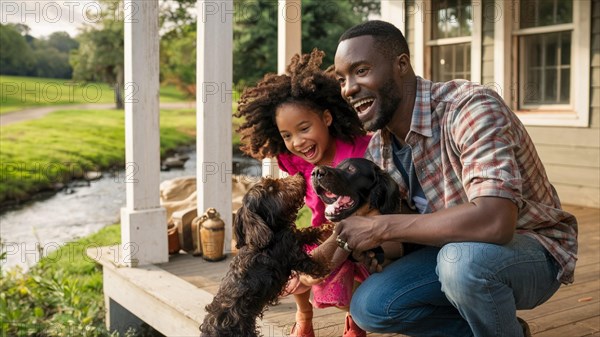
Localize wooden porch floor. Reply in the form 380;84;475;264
159;205;599;336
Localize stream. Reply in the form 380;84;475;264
0;148;261;272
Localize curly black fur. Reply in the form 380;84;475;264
199;174;328;337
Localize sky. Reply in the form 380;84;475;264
1;0;101;38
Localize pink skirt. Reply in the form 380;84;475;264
281;259;369;309
311;259;369;308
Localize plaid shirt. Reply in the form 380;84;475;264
365;77;578;284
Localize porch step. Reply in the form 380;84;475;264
88;245;212;336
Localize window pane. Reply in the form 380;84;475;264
432;0;472;39
556;1;573;24
524;69;542;103
520;0;573;29
560;69;570;103
521;32;571;105
432;43;471;82
538;0;556;26
545;68;557;102
545;34;558;66
561;34;571;64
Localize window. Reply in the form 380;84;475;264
509;0;591;126
428;0;473;82
515;0;573;109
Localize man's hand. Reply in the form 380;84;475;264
335;215;384;253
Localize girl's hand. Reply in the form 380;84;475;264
352;250;383;274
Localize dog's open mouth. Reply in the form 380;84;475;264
319;189;356;219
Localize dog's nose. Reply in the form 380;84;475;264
312;167;327;179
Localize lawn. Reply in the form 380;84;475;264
0;76;190;114
0;108;196;206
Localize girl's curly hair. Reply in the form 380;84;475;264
235;49;365;160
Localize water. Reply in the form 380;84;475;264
0;149;261;271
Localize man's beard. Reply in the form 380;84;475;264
363;78;401;132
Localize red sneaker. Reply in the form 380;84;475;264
343;314;366;337
289;322;315;337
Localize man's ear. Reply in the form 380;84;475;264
396;53;411;75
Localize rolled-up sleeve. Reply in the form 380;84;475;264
450;92;523;206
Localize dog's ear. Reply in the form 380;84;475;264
234;205;273;249
369;166;402;214
233;207;247;249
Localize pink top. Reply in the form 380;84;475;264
277;135;372;227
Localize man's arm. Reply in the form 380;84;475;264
335;196;518;252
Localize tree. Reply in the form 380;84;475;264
160;24;197;97
33;48;72;78
0;23;35;75
349;0;381;21
47;32;79;53
233;0;279;87
233;0;368;87
70;1;124;108
302;0;364;67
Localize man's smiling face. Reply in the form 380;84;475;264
334;35;401;132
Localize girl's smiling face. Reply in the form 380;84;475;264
275;102;336;166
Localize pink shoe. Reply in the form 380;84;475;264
343;314;366;337
290;322;315;337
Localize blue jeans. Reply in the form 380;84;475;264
349;234;561;337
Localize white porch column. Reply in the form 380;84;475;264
493;0;513;102
121;0;167;266
196;1;233;252
380;0;405;33
262;0;302;178
412;0;425;77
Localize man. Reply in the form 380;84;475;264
332;20;577;337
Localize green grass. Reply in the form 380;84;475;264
295;205;312;228
0;76;190;114
158;83;189;102
0;224;122;336
0;108;196;205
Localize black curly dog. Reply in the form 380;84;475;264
199;174;328;337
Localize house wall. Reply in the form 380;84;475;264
479;0;599;208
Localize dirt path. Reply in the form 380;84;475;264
0;101;196;126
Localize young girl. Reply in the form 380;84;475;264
235;49;370;337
